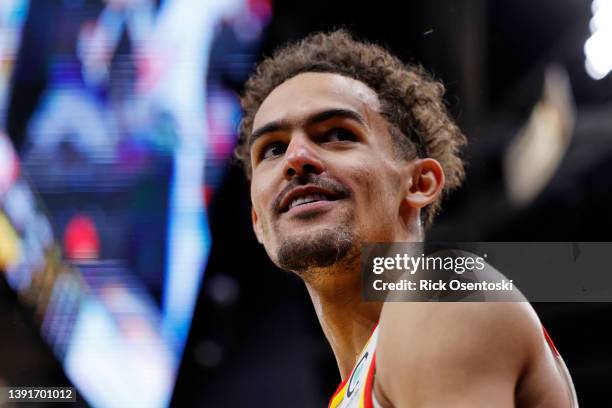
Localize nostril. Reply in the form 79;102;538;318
284;152;323;178
302;163;317;173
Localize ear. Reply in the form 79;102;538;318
251;207;264;244
401;158;445;211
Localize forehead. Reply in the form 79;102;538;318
253;72;381;131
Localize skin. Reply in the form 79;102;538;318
248;72;574;407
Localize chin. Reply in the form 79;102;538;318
273;227;356;273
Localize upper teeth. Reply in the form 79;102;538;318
289;193;329;210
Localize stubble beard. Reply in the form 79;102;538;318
276;225;356;274
265;173;359;278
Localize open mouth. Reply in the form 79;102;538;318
278;186;344;214
287;193;336;211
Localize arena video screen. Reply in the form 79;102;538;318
0;1;271;407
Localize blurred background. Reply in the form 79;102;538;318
0;0;611;407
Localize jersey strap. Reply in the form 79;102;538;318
329;325;379;408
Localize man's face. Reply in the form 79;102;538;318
249;72;408;273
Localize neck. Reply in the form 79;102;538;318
303;262;382;379
295;220;418;379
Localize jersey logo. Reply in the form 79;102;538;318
346;351;369;398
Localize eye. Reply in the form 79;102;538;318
261;141;287;160
325;128;357;142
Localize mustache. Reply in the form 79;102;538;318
272;174;352;214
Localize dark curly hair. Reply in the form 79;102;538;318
235;29;466;228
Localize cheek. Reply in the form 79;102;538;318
349;159;402;223
250;183;269;224
251;182;278;240
353;161;397;204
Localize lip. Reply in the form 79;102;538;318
285;199;337;216
277;185;340;214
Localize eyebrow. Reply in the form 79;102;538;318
249;108;367;148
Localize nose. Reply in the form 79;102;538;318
283;134;325;179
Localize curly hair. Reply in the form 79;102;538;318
235;29;466;228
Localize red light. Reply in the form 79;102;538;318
64;214;100;260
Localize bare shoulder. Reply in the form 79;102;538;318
378;301;543;355
375;302;548;407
